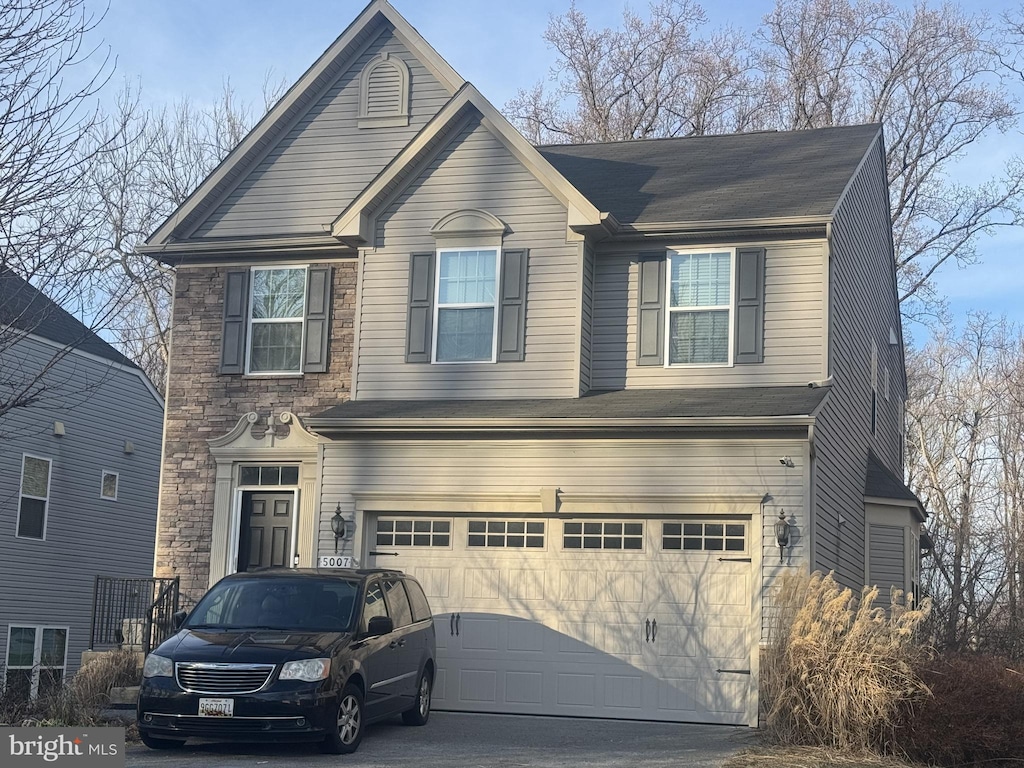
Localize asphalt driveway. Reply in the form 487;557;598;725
125;712;755;767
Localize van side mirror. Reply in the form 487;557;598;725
172;609;188;630
366;615;394;637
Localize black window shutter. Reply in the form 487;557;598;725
637;253;666;366
497;248;528;362
220;269;250;374
734;247;765;364
406;252;435;363
303;266;331;373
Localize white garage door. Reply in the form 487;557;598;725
367;515;753;725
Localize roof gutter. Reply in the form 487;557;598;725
305;414;817;434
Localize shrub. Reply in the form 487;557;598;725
897;655;1024;766
0;648;141;727
761;571;931;753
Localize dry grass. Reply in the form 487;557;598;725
725;746;917;768
0;648;141;727
761;571;931;754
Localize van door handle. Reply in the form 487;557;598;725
645;618;651;642
389;638;405;649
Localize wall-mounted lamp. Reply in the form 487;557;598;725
779;456;795;468
330;503;355;553
774;509;791;563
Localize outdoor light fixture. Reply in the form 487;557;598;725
774;509;791;563
331;503;355;553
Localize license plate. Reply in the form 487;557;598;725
198;698;234;717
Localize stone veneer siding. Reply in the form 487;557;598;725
156;262;357;600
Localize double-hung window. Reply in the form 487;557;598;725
18;455;50;540
667;249;733;365
5;625;67;699
434;248;499;363
248;267;307;374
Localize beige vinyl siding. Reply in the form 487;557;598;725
0;338;162;676
591;241;826;389
193;26;451;239
580;242;595;394
320;436;808;641
868;524;905;607
355;116;579;400
813;137;906;588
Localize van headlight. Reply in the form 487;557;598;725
142;654;173;678
280;658;331;682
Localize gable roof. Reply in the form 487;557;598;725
307;386;828;431
0;269;137;368
538;124;881;229
865;450;925;520
143;0;464;249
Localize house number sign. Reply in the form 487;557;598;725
318;555;356;568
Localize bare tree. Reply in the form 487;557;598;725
83;77;286;389
906;314;1021;653
507;0;1024;321
0;0;122;422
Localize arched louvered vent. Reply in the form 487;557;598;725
358;52;410;128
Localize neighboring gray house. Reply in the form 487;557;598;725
139;0;925;727
0;270;163;697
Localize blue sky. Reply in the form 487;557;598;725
84;0;1024;333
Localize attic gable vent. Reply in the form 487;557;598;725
358;52;410;129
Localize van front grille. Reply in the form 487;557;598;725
175;662;275;694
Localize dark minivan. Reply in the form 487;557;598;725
137;569;435;754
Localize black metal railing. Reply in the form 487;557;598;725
89;576;180;655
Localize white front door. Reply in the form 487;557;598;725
368;515;754;724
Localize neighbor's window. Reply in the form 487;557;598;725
18;455;50;539
5;626;67;699
248;267;307;373
434;248;499;362
101;471;118;500
668;249;732;365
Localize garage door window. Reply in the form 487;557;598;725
376;519;451;547
467;520;544;548
563;521;644;550
662;522;746;552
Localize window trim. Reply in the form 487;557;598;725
17;453;51;541
431;246;502;364
376;517;453;549
244;265;308;376
661;519;749;554
4;624;69;699
100;470;119;501
561;520;646;552
664;247;736;368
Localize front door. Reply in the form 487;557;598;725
238;492;293;572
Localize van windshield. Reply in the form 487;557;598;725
185;576;359;632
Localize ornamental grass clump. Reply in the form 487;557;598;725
761;571;930;754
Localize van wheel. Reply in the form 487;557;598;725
140;733;186;750
402;670;431;726
321;683;363;754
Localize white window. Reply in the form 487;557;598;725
17;455;50;540
433;248;499;363
667;249;733;365
563;521;644;550
5;626;68;699
662;521;747;552
376;519;451;548
101;471;118;500
247;266;307;374
467;520;544;548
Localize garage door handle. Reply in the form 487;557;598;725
651;619;657;642
645;618;650;642
455;613;461;636
450;614;455;636
716;668;751;675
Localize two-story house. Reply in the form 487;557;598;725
0;270;163;697
139;0;925;726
